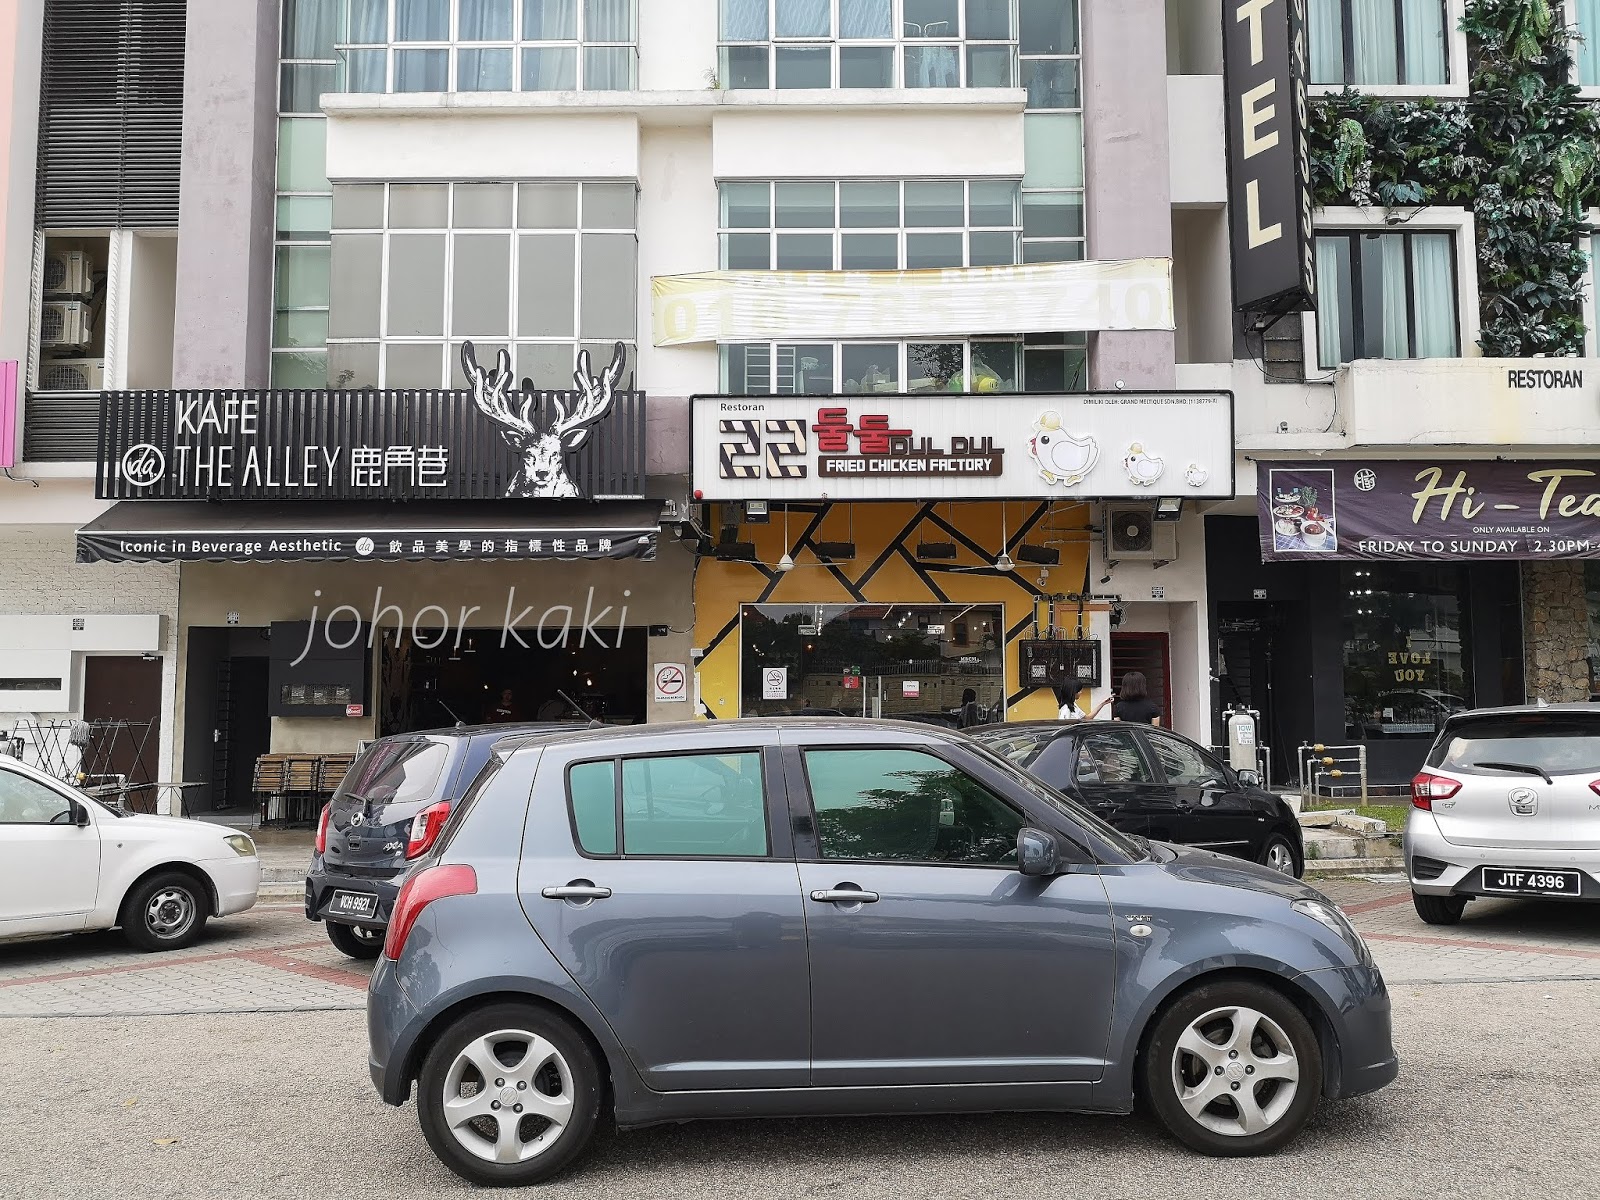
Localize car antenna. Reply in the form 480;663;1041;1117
436;698;467;728
558;689;604;727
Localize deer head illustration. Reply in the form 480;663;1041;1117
461;341;627;499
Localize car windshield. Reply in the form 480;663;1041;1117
1429;712;1600;775
963;737;1148;860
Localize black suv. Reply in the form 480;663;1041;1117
306;723;574;958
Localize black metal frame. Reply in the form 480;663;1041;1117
1314;229;1460;369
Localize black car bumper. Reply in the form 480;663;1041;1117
305;855;403;928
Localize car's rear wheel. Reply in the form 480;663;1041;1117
1412;891;1468;925
1142;980;1323;1156
417;1002;602;1188
1258;834;1301;878
122;872;209;952
325;920;384;960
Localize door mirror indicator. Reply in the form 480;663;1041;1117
1017;827;1060;877
1237;769;1262;789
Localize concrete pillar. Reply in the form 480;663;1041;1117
0;0;44;374
171;0;279;388
1082;0;1176;389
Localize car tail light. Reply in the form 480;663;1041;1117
315;803;330;854
406;800;452;860
383;863;476;960
1411;771;1461;810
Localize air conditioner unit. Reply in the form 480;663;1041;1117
1105;504;1178;562
38;358;104;392
43;250;94;297
40;300;93;348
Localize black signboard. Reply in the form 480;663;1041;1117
1221;0;1315;315
97;344;646;502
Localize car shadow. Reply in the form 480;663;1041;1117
0;910;280;972
1453;896;1600;939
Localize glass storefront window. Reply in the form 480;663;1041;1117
1341;564;1471;742
740;603;1003;721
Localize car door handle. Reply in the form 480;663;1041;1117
810;888;880;904
541;884;612;901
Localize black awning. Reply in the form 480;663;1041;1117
77;501;662;564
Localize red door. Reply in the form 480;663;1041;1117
82;656;163;808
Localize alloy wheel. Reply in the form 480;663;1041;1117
1264;841;1296;874
1170;1005;1301;1136
441;1029;575;1165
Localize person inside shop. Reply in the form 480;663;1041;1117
957;688;983;729
1090;671;1162;726
485;688;519;724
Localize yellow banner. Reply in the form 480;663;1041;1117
651;258;1175;347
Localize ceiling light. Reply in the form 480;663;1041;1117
994;552;1016;573
776;553;795;572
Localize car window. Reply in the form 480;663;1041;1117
803;748;1023;865
1428;712;1600;775
568;753;768;858
1144;732;1227;787
1074;730;1155;785
335;739;450;807
0;769;74;824
969;728;1049;768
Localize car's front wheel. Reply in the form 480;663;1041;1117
1142;980;1323;1156
417;1002;602;1188
1257;834;1301;878
1412;891;1467;925
122;871;209;952
325;920;384;960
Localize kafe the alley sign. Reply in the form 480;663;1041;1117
97;344;646;502
1260;460;1600;561
1221;0;1315;315
692;392;1236;501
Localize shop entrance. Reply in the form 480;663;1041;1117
379;628;648;734
182;629;273;816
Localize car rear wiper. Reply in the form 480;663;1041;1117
1475;761;1554;785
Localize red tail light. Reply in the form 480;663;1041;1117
406;800;452;860
315;803;330;854
1411;771;1461;810
383;863;476;960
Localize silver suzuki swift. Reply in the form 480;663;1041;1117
1407;704;1600;924
367;720;1397;1187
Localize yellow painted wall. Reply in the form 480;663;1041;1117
693;501;1095;721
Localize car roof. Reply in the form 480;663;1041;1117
968;720;1117;736
396;721;597;741
1442;703;1600;719
492;716;970;752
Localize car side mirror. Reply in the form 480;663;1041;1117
1236;769;1262;789
71;801;90;827
1017;827;1061;878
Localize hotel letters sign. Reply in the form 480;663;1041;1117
1260;460;1600;561
1221;0;1315;315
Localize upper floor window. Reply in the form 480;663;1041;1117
1307;0;1449;86
342;0;638;93
1577;1;1600;88
721;335;1087;394
1314;230;1459;369
719;0;1018;89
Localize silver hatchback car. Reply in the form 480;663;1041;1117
1407;704;1600;924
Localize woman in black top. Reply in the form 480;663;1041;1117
1091;671;1162;726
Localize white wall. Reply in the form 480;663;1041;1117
123;234;178;389
640;0;717;90
710;107;1026;179
325;107;643;181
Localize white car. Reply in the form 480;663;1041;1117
0;754;259;951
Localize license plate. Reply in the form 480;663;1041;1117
329;890;379;919
1481;868;1582;897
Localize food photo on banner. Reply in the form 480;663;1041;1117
1257;460;1600;561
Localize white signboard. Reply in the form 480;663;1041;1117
762;667;788;701
653;663;688;704
652;258;1175;347
902;680;921;699
692;392;1235;501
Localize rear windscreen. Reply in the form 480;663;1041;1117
1428;713;1600;775
335;739;450;807
969;730;1049;768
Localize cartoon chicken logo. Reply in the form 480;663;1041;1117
1123;442;1165;488
1028;411;1099;487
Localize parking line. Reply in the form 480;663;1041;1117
1342;893;1413;916
240;949;368;990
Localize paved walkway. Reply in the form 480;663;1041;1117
3;877;1597;1017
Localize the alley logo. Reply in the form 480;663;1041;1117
120;444;166;488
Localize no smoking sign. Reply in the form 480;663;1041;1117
653;663;688;703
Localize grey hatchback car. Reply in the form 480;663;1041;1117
368;719;1397;1187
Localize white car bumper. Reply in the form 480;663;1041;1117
1405;811;1600;899
201;854;262;916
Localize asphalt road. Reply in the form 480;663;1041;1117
3;973;1596;1200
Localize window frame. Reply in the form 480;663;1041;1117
719;335;1088;395
563;748;778;862
796;742;1032;869
1584;208;1600;357
1305;206;1478;371
1306;0;1468;98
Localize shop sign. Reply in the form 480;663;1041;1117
1221;0;1314;315
1259;460;1600;561
96;344;646;502
692;392;1235;501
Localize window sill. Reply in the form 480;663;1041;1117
1308;83;1468;100
322;87;1028;120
